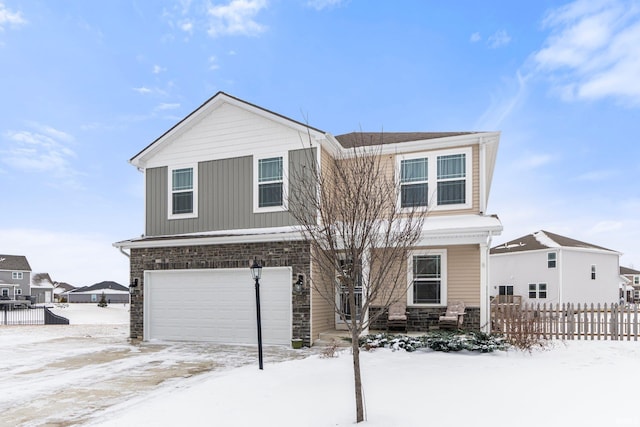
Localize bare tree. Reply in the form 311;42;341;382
289;134;427;423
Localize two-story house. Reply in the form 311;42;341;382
620;266;640;302
490;230;620;305
114;92;502;346
0;254;32;301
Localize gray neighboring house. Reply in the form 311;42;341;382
31;273;55;304
620;266;640;302
0;254;32;301
67;281;129;304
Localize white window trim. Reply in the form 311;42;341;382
396;147;472;212
12;272;23;280
253;152;289;213
168;164;198;220
407;249;447;307
15;288;22;296
1;288;8;297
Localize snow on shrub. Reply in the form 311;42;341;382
360;331;508;353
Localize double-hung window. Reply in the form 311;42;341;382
400;158;428;208
591;265;596;280
408;250;447;305
437;154;466;205
12;272;23;280
397;148;471;211
258;157;283;208
254;154;288;212
529;283;548;299
169;165;197;219
635;276;639;285
547;252;557;268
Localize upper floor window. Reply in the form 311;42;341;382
258;157;283;207
168;165;198;219
397;148;471;211
254;154;288;212
635;276;639;285
408;250;447;306
547;252;557;268
12;272;23;280
400;158;428;208
437;154;466;205
591;264;596;280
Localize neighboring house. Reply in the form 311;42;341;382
31;273;55;304
53;282;76;302
0;254;32;301
620;266;640;302
490;230;620;305
67;281;129;304
114;91;502;346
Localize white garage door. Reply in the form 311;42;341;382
144;267;292;345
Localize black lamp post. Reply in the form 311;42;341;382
250;258;264;370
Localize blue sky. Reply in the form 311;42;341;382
1;0;639;286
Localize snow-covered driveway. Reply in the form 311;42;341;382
0;305;308;427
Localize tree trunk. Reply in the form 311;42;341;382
351;327;364;423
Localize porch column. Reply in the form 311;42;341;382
480;240;490;333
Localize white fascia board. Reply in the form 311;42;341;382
113;227;307;249
377;132;500;156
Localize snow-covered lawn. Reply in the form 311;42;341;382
2;304;640;426
92;339;640;427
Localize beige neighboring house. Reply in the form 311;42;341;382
114;91;503;346
620;266;640;303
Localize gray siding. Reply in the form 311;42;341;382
146;148;315;236
0;271;31;297
68;293;130;304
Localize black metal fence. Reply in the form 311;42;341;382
1;305;69;326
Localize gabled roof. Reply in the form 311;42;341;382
0;255;31;272
71;281;127;293
491;230;617;254
335;132;479;148
621;266;640;275
130;91;328;168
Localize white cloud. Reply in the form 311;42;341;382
209;55;220;70
514;152;555;170
152;65;166;74
1;124;81;188
180;19;194;34
470;32;481;43
307;0;344;11
0;228;129;287
533;0;640;105
133;86;152;94
155;102;181;111
207;0;268;37
488;29;511;48
0;2;26;30
574;169;618;181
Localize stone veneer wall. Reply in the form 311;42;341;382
369;306;481;332
129;240;311;346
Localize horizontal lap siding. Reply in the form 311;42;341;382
446;244;481;306
311;249;335;339
372;244;480;307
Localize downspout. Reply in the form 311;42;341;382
557;249;563;305
480;230;493;333
118;247;130;258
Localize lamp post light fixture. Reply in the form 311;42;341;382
129;278;138;294
250;258;264;370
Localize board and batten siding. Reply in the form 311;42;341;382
145;148;314;236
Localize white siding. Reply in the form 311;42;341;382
146;102;312;169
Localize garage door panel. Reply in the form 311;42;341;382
145;268;291;345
